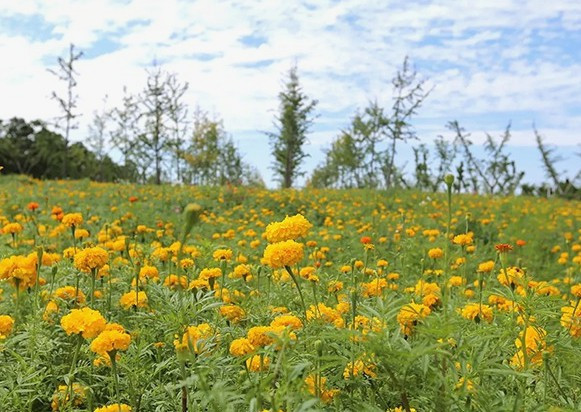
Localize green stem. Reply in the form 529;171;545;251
67;335;83;408
285;265;307;319
110;351;121;409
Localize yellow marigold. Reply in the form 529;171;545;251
477;260;495;273
60;307;106;339
94;404;132;412
263;240;304;268
163;274;188;289
264;214;312;243
62;213;83;227
0;254;37;289
213;248;233;261
3;222;23;235
270;314;303;330
51;383;86;411
428;248;444;259
43;300;59;322
119;291;148;310
460;303;493;323
453;233;473;246
229;337;255;357
174;323;214;354
189;279;210;290
74;229;89;239
571;284;581;298
361;278;388;298
73;247;108;273
220;305;245;323
327;280;343;293
247;326;275;347
139;265;159;279
448;275;465;287
560;303;581;338
497;266;524;287
414;280;441;297
198;267;222;281
0;315;15;339
246;354;270;372
343;356;377;379
90;328;131;356
231;264;252;279
54;286;86;304
306;303;345;328
397;302;431;335
304;374;339;403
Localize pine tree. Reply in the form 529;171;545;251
267;65;317;188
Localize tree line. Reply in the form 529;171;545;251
0;44;579;198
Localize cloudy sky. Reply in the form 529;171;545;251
1;0;580;185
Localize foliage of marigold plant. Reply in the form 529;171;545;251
0;176;579;411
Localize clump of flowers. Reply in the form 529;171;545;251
304;374;340;403
560;302;581;338
51;383;86;411
343;354;377;379
94;404;132;412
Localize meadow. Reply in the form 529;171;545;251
0;174;579;412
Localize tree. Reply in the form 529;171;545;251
137;64;189;184
87;96;112;182
48;43;83;177
383;57;431;188
183;109;262;186
267;65;317;188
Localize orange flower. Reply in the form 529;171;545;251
495;243;513;253
27;202;39;211
360;236;372;244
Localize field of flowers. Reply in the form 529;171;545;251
0;174;579;412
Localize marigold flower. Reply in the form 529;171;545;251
90;327;131;356
560;303;581;337
477;260;495;273
304;374;339;403
220;305;245;323
62;213;83;228
54;286;86;304
397;302;431;335
265;214;312;243
306;303;345;328
74;247;108;272
343;356;377;379
94;404;132;412
246;354;270;372
263;240;304;268
453;233;473;246
0;315;15;339
51;383;86;411
213;248;233;261
119;291;148;310
460;303;493;323
270;314;303;330
2;222;23;234
495;243;513;253
174;323;214;354
229;337;255;357
60;307;106;339
428;248;444;259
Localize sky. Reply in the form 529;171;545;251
0;0;580;187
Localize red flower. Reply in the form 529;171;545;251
129;196;139;203
516;240;526;247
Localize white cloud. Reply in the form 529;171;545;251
0;0;579;175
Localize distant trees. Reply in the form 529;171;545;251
310;58;429;190
0;118;135;181
267;66;318;188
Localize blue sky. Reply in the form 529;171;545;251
0;0;579;186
